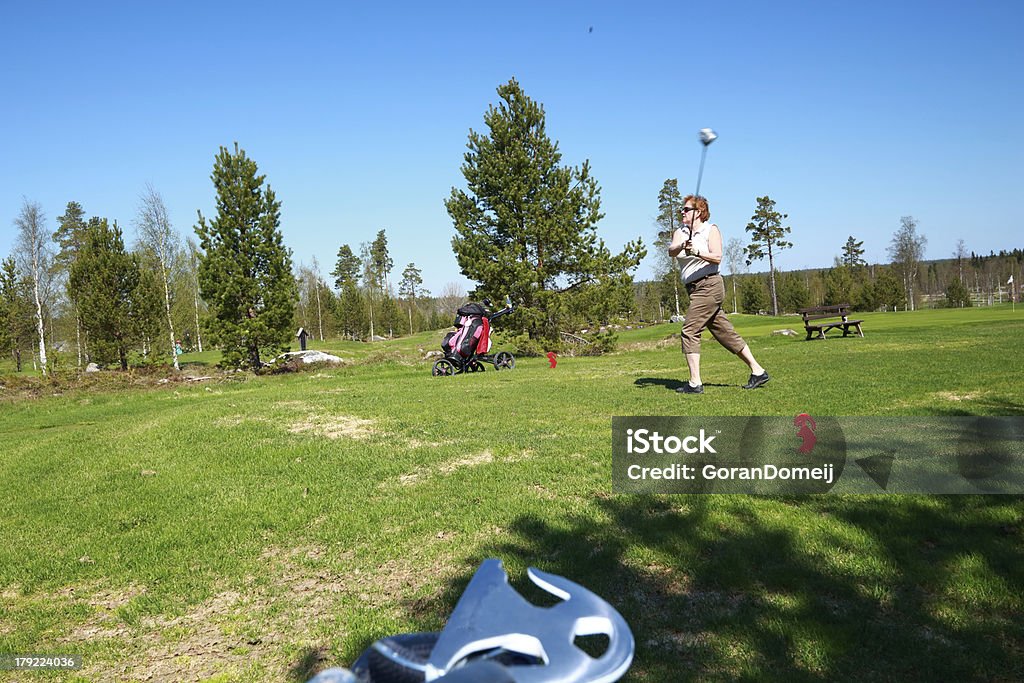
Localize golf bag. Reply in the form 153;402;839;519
442;303;492;358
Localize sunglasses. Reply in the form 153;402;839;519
682;207;697;213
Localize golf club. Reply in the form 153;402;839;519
683;128;717;247
694;127;717;199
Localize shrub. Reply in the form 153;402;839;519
578;330;618;356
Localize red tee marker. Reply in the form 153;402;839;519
547;352;557;369
794;413;817;454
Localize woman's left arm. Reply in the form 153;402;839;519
701;225;723;265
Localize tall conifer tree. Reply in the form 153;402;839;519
744;195;792;316
841;236;866;268
69;219;150;370
331;244;361;290
655;179;684;317
53;201;89;367
0;258;34;371
446;79;644;340
194;143;297;368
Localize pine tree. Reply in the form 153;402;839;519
331;244;361;290
777;271;811;312
69;219;149;370
379;294;402;338
740;276;770;314
359;229;394;340
744;195;792;316
398;263;425;334
195;144;298;368
945;278;972;308
655;179;684;317
52;201;89;367
824;265;857;306
0;257;35;371
370;230;393;294
874;268;907;311
446;78;645;340
336;281;367;340
53;202;89;271
841;236;866;268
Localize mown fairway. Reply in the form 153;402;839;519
1;306;1022;681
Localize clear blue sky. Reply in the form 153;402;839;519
2;1;1021;294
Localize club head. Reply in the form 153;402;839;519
425;559;634;682
699;128;717;146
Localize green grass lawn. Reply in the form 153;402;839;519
1;306;1022;681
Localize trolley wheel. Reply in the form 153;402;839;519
494;351;516;371
432;359;457;377
468;360;485;373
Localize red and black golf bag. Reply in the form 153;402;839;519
442;303;492;359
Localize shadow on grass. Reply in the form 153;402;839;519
288;646;330;682
634;378;738;392
634;377;687;391
422;496;1022;681
922;396;1024;417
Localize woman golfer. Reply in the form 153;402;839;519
668;195;769;394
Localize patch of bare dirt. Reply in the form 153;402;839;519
391;449;495;486
55;547;355;682
217;403;379;441
935;391;982;402
19;532;483;682
288;414;377;440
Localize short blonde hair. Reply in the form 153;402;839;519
683;195;710;223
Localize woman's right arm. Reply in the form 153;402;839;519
668;228;686;258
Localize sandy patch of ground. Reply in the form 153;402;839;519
7;532;527;682
391;450;496;486
45;545;359;681
934;391;982;402
215;402;379;441
288;414;376;440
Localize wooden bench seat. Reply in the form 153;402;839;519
798;304;864;340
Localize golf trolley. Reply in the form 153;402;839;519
432;297;516;376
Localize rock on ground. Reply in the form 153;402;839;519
276;351;344;364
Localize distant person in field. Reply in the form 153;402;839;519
668;195;769;394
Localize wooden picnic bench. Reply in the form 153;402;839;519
798;304;864;340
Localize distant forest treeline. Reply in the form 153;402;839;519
633;248;1024;321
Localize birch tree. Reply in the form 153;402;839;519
311;256;325;341
13;199;51;375
135;185;181;370
887;216;927;311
